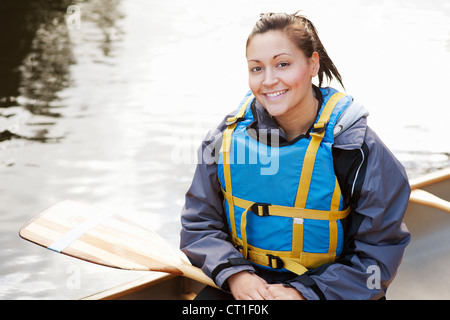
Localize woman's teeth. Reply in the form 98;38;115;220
265;90;287;98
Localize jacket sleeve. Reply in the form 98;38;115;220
179;116;255;290
287;125;411;300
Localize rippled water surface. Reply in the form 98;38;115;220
0;0;449;299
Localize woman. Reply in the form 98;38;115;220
180;12;410;300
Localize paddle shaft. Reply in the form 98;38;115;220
410;189;450;214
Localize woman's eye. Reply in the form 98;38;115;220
250;66;262;72
277;62;290;68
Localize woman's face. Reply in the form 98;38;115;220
246;30;319;118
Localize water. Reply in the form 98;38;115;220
1;0;449;299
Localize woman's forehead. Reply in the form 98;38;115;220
246;31;303;61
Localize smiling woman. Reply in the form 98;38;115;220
180;11;411;300
246;31;319;140
246;13;343;140
1;0;448;301
246;12;343;89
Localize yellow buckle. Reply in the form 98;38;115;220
225;117;238;126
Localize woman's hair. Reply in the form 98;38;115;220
246;12;344;89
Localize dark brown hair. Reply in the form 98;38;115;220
246;12;344;89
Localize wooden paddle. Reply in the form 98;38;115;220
19;199;219;289
409;189;450;213
18;189;450;292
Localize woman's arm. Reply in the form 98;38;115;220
180;116;257;290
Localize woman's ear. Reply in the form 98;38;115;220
310;52;320;77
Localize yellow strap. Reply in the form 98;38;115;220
293;133;321;207
240;204;251;259
222;94;254;240
238;238;309;275
330;177;342;211
291;92;345;255
221;189;350;221
241;241;337;268
283;259;309;275
328;220;338;256
294;92;346;208
291;217;304;254
328;177;341;254
224;94;254;128
238;196;348;272
237;240;331;275
222;125;237;236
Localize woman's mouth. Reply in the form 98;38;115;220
263;89;288;99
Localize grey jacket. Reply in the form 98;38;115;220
180;92;411;300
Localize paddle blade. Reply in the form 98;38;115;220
19;200;186;274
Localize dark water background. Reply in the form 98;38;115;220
0;0;449;299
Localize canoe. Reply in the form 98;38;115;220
82;272;205;300
82;167;450;300
387;167;450;299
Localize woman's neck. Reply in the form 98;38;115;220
274;88;319;141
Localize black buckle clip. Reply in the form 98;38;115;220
312;122;328;134
250;202;271;217
225;116;245;126
267;254;284;270
235;245;244;254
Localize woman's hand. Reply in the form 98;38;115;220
227;271;274;300
267;284;306;300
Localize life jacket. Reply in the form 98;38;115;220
218;87;353;275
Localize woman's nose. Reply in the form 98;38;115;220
262;69;279;87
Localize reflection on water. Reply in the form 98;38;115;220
84;0;124;56
1;0;72;115
0;0;123;142
0;0;131;299
0;0;449;300
19;6;74;117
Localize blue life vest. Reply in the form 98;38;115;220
218;87;353;274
